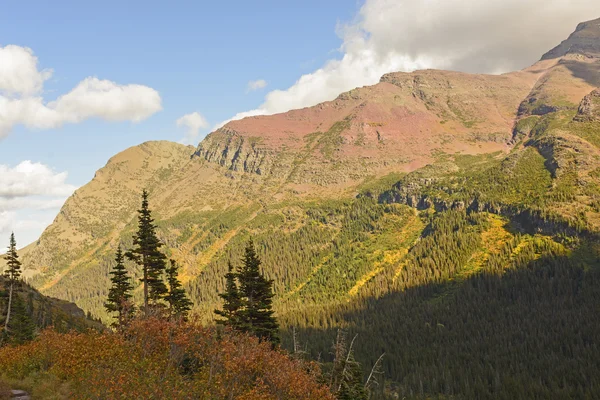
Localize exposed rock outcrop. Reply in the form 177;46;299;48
574;88;600;122
194;128;274;175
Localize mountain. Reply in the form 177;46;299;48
0;275;102;341
17;18;600;398
541;17;600;60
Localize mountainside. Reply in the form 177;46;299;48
17;18;600;398
0;275;101;341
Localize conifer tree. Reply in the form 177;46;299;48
6;295;35;344
3;233;22;333
104;247;134;328
165;259;193;320
125;190;168;315
214;261;242;328
237;240;279;344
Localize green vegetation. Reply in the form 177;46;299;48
104;247;134;328
10;65;600;398
125;189;169;313
165;259;192;319
215;240;280;344
3;233;22;335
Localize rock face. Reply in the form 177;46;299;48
575;88;600;122
541;17;600;60
194;128;274;175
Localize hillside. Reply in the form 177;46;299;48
0;275;101;342
16;17;600;398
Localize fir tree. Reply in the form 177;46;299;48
104;247;134;328
125;190;168;315
6;295;35;344
237;240;280;344
165;259;193;320
3;233;22;333
214;261;242;328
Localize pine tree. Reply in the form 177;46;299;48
104;247;134;328
125;190;168;315
214;261;242;328
237;240;280;344
165;259;193;320
7;295;35;344
3;233;22;333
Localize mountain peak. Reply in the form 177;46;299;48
541;17;600;60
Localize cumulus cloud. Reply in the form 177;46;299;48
0;45;52;96
0;161;77;197
176;112;210;144
246;79;268;92
0;45;162;138
0;209;57;250
0;211;16;235
219;0;600;127
0;161;77;247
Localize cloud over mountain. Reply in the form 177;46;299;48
0;161;77;246
0;45;162;138
177;112;210;144
221;0;599;126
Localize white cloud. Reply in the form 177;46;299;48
0;45;162;138
0;45;52;96
176;112;210;144
0;161;77;197
246;79;268;92
49;77;162;123
0;161;76;247
219;0;600;127
0;209;57;249
0;211;16;235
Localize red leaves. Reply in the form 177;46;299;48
0;319;334;400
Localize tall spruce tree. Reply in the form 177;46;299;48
165;259;193;320
125;190;168;315
214;261;242;328
3;233;22;333
6;295;35;344
104;247;134;328
237;240;279;344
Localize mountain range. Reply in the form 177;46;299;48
8;17;600;398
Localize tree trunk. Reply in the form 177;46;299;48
4;282;13;332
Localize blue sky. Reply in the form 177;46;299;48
0;0;358;182
0;0;597;246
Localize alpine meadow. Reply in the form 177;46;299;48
1;5;600;399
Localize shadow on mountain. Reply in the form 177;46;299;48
285;242;600;399
563;59;600;87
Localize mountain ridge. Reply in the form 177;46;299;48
19;17;600;307
9;18;600;397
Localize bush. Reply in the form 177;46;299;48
0;318;334;400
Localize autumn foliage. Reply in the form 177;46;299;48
0;318;334;400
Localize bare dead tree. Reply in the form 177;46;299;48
365;352;385;392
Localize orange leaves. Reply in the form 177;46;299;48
0;319;334;400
